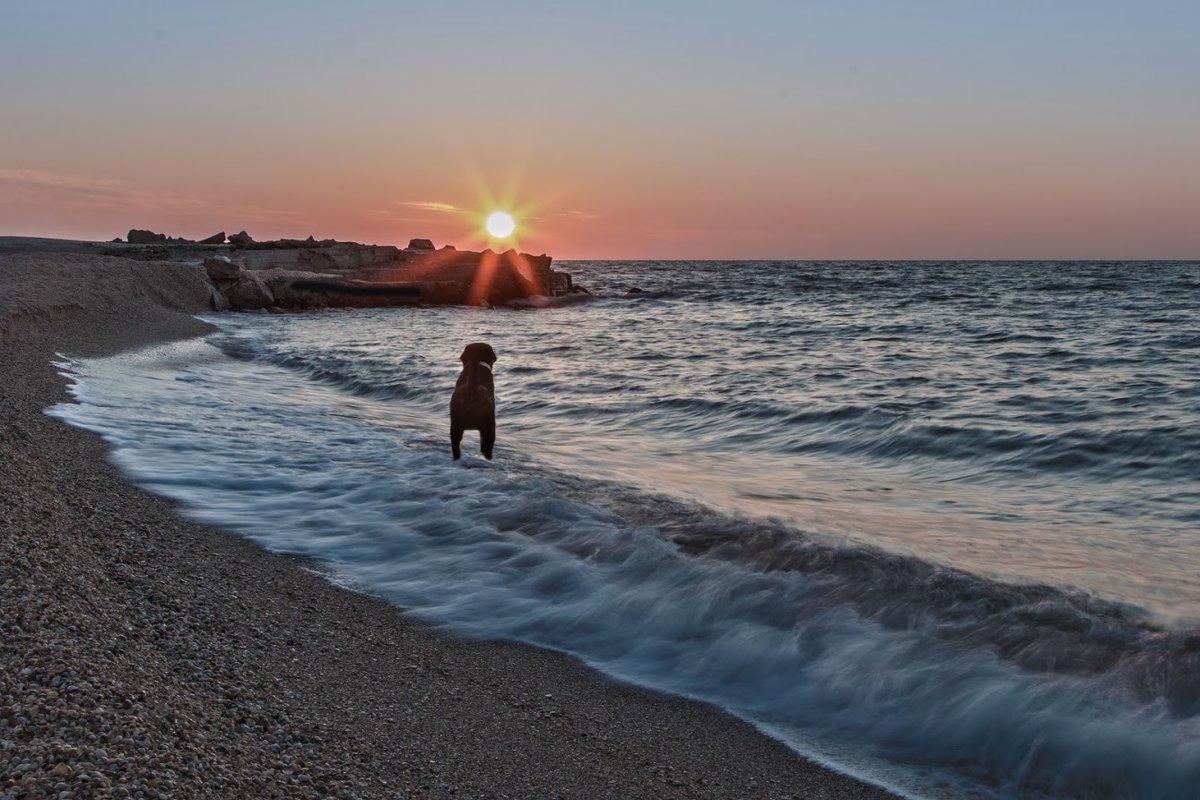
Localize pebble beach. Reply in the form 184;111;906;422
0;246;898;799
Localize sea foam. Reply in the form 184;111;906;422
50;278;1200;800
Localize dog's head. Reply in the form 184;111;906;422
460;342;497;366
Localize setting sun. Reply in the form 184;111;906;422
485;210;516;239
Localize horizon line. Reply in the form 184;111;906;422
2;234;1197;264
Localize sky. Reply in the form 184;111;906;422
2;1;1198;259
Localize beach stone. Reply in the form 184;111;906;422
209;287;230;312
198;231;226;245
407;238;435;250
203;257;240;282
126;229;167;244
228;230;255;245
223;272;275;310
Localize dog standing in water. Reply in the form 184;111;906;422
449;342;498;460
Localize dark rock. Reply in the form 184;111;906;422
407;238;435;251
228;230;255;246
549;270;574;296
296;249;338;271
442;245;456;250
224;272;274;309
111;237;123;243
199;231;226;245
204;256;241;282
127;229;167;244
102;245;169;260
210;287;230;312
198;244;560;310
233;237;332;250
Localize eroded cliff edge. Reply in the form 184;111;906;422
91;233;582;311
204;240;577;311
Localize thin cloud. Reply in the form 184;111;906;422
0;168;204;212
0;167;304;224
557;209;600;220
398;200;459;213
368;207;442;224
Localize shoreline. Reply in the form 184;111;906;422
2;250;900;798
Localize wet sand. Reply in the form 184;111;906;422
1;247;899;799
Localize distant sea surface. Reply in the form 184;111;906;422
52;261;1200;799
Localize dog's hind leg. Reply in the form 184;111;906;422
450;421;464;460
480;422;495;460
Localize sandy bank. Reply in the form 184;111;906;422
1;247;899;798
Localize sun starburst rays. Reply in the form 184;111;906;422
391;170;546;303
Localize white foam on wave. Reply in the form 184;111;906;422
49;335;1200;800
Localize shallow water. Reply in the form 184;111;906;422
51;261;1200;799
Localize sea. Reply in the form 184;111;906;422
49;261;1200;799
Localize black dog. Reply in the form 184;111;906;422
450;342;497;460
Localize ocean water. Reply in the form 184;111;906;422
50;261;1200;799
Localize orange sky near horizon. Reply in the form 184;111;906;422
2;2;1198;260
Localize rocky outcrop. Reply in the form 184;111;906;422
203;256;241;281
209;287;231;311
99;233;583;311
208;246;580;311
272;272;426;308
122;229;220;245
211;268;432;311
204;256;272;310
222;270;275;310
549;271;574;295
232;243;415;280
397;248;558;306
235;236;333;250
127;229;167;244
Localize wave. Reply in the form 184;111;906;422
219;322;1200;490
782;419;1199;483
214;327;439;404
650;495;1200;704
49;335;1200;799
